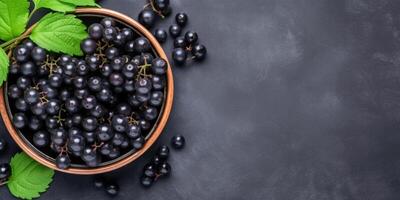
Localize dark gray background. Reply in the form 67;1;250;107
2;0;400;199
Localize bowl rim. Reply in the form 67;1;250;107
0;8;174;175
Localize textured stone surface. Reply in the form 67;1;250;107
2;0;400;199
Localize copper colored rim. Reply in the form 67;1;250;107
0;8;174;175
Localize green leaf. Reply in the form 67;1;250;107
0;47;9;86
0;0;30;41
33;0;75;12
59;0;100;7
30;12;88;56
7;152;55;200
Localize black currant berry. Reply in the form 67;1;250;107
101;17;116;28
31;47;47;62
134;37;151;53
175;12;188;27
33;131;49;147
0;163;11;180
81;38;97;54
192;44;207;61
174;36;186;48
169;24;182;38
172;48;187;65
13;113;27;128
157;145;169;160
13;45;30;63
138;9;156;28
184;31;198;45
153;29;167;43
88;23;104;40
171;135;185;149
151;58;167;75
140;175;154;188
56;154;71;169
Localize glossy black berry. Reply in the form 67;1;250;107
31;47;47;62
86;55;100;71
112;115;128;132
21;61;36;76
136;78;152;94
103;27;117;41
169;24;182;38
132;136;145;149
101;17;116;27
15;98;28;111
81;38;97;54
184;31;198;45
143;164;157;178
175;12;188;27
122;63;137;79
151;58;167;75
152;75;165;90
88;23;104;40
45;117;58;129
144;107;158;121
65;98;80;113
13;45;30;63
127;124;141;139
16;76;31;90
82;95;97;110
48;73;63;88
105;47;119;60
0;163;11;180
46;99;60;115
121;28;134;41
171;135;185;149
56;154;71;169
52;128;67;146
13;113;27;128
138;9;156;28
22;39;36;50
153;29;167;43
157;145;169;160
8;84;21;99
31;102;47;116
150;91;163;106
153;0;170;11
192;44;207;61
172;48;187;65
134;37;151;53
140;175;154;188
113;32;126;46
82;117;98;131
33;131;49;147
109;73;124;86
97;124;114;142
158;162;171;176
68;135;85;152
174;36;186;48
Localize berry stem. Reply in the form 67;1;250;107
0;181;8;187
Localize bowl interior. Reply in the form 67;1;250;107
2;10;172;173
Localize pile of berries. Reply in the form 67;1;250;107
7;17;168;169
140;145;171;187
